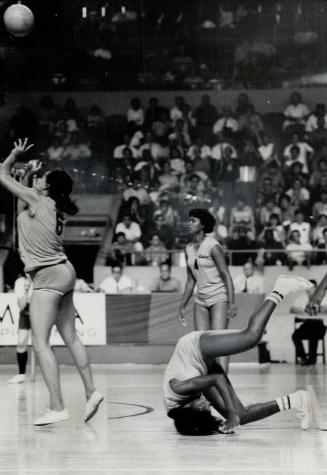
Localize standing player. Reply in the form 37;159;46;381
0;138;103;425
178;208;236;370
165;275;313;435
8;272;33;384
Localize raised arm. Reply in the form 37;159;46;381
211;244;237;319
306;273;327;315
0;138;38;208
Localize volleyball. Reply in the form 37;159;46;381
3;3;34;37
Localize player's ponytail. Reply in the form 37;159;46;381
46;169;79;216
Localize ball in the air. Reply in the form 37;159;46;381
4;4;35;37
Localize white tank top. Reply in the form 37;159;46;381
17;196;67;272
185;236;228;305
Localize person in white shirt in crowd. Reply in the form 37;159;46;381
168;118;191;149
211;132;238;161
127;97;144;132
98;261;133;294
258;134;278;166
283;133;313;174
283;92;310;135
144;233;169;266
209;193;227;226
286;230;313;268
123;178;151;206
229;195;256;240
46;136;65;162
150;262;182;292
8;273;33;384
289;209;311;245
138;130;165;161
305;103;327;134
233;261;264;294
187;136;211;160
115;214;143;252
212;106;239;139
258;212;285;246
286;179;310;209
113;133;139;159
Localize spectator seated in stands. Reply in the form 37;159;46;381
258;162;285;200
285;178;310;210
123;177;151;206
211;131;238;161
258;196;282;228
212;105;239;142
115;214;143;253
316;227;327;264
87;104;105;133
190;143;211;178
308;116;327;151
152;109;172;142
233;261;264;294
145;97;167;129
238;104;264;146
187;136;211;161
154;197;179;227
227;226;257;266
235;92;252;118
284;162;308;191
305;103;327;134
183;172;205;197
183;66;205;90
258;134;278;166
290;279;327;365
289;209;311;245
139;131;166;161
144;233;169;266
127;97;145;134
62;131;91;161
309;158;327;199
257;228;286;266
209;193;227;226
283;92;310;137
121;196;148;233
218;145;240;183
98;261;133;294
286;229;312;269
148;212;175;249
158;161;180;192
46;136;65;162
168;118;191;150
169;146;186;176
52;119;69;145
170;95;186;125
194;94;218;141
313;190;327;219
229;195;256;240
279;194;296;232
283;133;312;175
60;98;82;133
109;232;134;266
239;139;262;181
150;262;182;292
258;211;285;244
114;133;139;159
312;214;327;247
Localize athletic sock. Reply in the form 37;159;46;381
17;351;28;375
276;392;301;412
265;291;284;306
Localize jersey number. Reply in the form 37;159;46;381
56;212;65;236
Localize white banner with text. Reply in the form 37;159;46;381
0;293;106;345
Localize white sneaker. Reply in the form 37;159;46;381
85;391;104;423
8;374;26;384
294;390;312;430
34;408;70;426
273;275;314;298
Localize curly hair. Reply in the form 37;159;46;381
168;406;223;436
189;208;216;234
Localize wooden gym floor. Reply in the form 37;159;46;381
0;363;327;474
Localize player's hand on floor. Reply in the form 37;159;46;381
219;414;240;434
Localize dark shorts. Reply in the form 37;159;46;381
30;260;76;296
18;308;31;330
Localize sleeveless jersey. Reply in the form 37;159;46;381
185;235;228;306
17;196;67;272
163;331;207;411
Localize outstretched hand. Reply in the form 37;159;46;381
11;138;34;159
218;414;240;434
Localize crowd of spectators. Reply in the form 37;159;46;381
4;89;327;271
